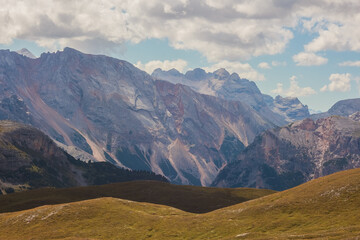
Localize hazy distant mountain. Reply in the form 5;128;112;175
0;48;275;186
16;48;36;59
213;113;360;190
152;68;309;124
311;98;360;120
266;95;310;122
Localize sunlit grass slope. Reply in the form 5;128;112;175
0;180;275;214
1;168;360;239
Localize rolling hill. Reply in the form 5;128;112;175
0;180;275;214
0;168;359;239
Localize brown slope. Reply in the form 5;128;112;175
0;180;275;214
0;168;360;239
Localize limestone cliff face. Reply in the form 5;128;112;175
0;121;167;194
0;48;273;186
213;115;360;190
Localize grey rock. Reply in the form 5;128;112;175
213;115;360;190
16;48;37;59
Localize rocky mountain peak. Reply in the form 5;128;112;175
228;73;241;81
271;95;310;122
62;47;83;55
152;68;183;78
213;68;230;80
328;98;360;116
185;68;208;81
16;48;36;59
311;98;360;120
167;68;182;76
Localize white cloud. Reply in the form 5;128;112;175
339;61;360;67
355;77;360;94
292;52;328;66
135;59;188;74
271;61;287;67
320;85;328;92
321;73;352;92
305;21;360;53
271;76;316;97
1;1;360;61
258;62;271;69
203;60;265;81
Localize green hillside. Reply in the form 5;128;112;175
0;180;275;214
1;168;360;239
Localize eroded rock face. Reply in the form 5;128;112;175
213;115;360;190
0;48;274;186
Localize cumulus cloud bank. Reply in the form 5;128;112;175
258;62;271;69
321;73;352;92
339;61;360;67
293;52;328;66
272;76;316;97
1;0;360;62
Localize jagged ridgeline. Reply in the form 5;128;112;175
0;121;167;194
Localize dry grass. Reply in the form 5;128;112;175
1;168;360;239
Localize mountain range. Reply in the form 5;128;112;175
1;47;360;189
0;48;310;186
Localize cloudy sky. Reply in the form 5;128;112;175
1;0;360;111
